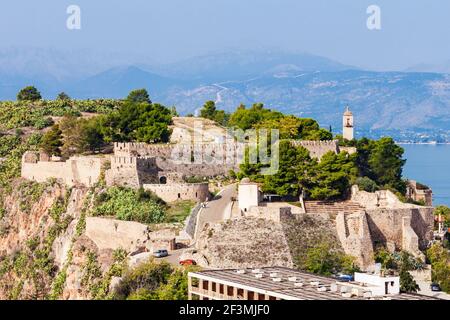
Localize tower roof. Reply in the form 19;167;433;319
344;106;353;116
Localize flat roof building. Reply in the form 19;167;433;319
188;267;439;301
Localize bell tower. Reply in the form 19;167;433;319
343;106;354;140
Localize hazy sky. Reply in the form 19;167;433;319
0;0;449;70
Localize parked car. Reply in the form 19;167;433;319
153;249;169;258
430;283;441;292
336;274;354;282
179;259;197;266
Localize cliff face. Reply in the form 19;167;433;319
0;180;122;300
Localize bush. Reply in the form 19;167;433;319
17;86;42;101
356;177;378;193
304;242;359;276
113;259;198;300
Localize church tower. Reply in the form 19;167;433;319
343;106;354;140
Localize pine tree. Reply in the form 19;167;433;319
40;124;63;156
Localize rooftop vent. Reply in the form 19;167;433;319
255;274;263;279
272;278;282;282
317;286;328;292
236;270;246;274
310;281;320;286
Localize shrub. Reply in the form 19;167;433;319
356;176;378;192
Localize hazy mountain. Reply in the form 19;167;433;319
68;66;184;99
0;47;449;136
405;60;450;74
144;50;357;82
155;70;450;132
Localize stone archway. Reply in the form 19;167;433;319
159;176;167;184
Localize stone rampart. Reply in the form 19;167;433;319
142;183;210;203
21;151;105;187
291;140;339;159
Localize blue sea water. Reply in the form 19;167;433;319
401;144;450;207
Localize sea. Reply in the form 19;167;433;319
401;144;450;207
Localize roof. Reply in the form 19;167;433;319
344;106;353;116
189;267;439;300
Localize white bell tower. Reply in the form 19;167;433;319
343;106;354;140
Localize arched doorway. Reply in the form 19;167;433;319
159;176;167;184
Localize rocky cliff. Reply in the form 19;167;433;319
0;179;133;300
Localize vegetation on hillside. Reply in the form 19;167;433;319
427;243;450;293
113;259;198;300
92;187;166;224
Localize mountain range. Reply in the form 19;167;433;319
0;48;450;138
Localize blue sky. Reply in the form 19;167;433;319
0;0;449;70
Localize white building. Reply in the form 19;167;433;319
238;178;262;213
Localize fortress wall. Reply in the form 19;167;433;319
291;140;339;159
247;206;293;223
22;161;68;183
336;212;374;269
142;183;210;203
365;207;434;252
21;154;104;187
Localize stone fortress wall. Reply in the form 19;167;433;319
291;140;340;159
236;180;434;269
143;183;210;203
21;151;106;187
336;186;434;266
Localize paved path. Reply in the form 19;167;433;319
195;184;237;239
416;280;450;300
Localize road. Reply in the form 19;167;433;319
194;184;237;240
416;280;450;300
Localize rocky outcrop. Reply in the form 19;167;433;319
0;179;176;300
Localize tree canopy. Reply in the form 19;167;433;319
17;86;42;102
126;89;152;104
104;101;172;143
40;124;63;156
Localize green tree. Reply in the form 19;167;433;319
304;128;333;141
262;141;314;197
228;103;283;130
304;242;358;276
126;89;151;104
200;101;217;120
308;151;358;200
105;101;172;143
59;116;105;156
427;243;450;293
114;259;173;300
17;86;42;101
355;137;406;194
399;269;420;293
56;92;71;101
40;124;63;156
